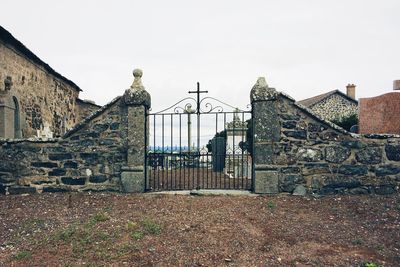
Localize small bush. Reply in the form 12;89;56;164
331;114;358;132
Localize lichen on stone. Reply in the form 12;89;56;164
123;69;151;108
250;77;278;102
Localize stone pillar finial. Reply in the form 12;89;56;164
250;77;278;102
123;68;151;108
131;69;144;90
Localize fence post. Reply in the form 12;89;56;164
250;77;280;194
120;69;151;192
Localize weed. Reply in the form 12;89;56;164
141;219;162;235
119;242;141;254
126;221;138;231
131;231;144;240
55;225;77;242
267;201;276;209
362;262;380;267
94;212;110;222
76;230;91;245
103;206;113;213
20;218;45;229
13;251;32;260
85;212;109;229
351;238;364;245
97;231;110;241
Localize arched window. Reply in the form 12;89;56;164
13;96;22;138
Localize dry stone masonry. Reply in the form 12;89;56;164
0;72;399;196
0;69;150;195
251;77;400;195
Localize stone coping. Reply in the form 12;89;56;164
63;96;121;138
277;91;356;136
0;138;60;144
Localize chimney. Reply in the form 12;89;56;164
346;83;356;99
394;80;400;91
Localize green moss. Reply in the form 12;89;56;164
13;251;32;260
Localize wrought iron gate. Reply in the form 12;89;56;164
145;83;253;191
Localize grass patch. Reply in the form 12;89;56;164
13;251;32;260
97;231;111;241
84;212;110;229
11;218;48;246
54;225;77;242
141;219;162;235
131;231;144;240
118;242;141;254
126;221;138;231
20;218;46;229
362;262;380;267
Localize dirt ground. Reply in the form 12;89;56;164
0;192;399;267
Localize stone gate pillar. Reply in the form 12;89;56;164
250;77;281;194
120;69;151;192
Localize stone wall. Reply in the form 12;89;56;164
0;69;151;195
251;79;400;195
359;92;400;135
309;94;358;121
0;41;80;137
0;97;126;194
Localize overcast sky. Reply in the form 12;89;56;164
2;0;399;109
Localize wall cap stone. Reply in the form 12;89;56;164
250;77;279;102
292;101;357;137
63;96;121;138
123;69;151;108
0;137;60;144
362;134;400;139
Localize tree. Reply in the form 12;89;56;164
331;114;358;132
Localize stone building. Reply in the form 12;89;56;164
0;26;99;139
359;80;400;135
298;84;358;121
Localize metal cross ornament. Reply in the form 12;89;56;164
188;82;208;114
